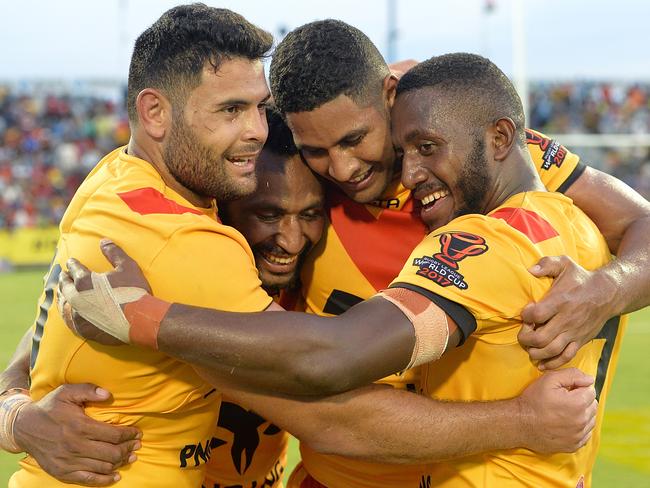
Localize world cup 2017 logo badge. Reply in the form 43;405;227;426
413;231;488;289
434;232;488;269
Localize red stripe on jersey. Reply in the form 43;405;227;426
118;188;203;216
328;190;427;291
490;207;559;243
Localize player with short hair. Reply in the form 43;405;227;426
5;5;275;487
203;108;324;488
267;19;650;486
56;52;625;488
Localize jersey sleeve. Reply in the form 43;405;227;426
389;216;547;343
525;128;586;193
145;225;272;313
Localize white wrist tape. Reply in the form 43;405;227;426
377;288;449;369
0;390;32;453
60;271;147;343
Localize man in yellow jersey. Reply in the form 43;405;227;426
56;52;627;488
6;15;648;488
2;5;276;487
265;19;650;487
201;109;324;488
0;111;321;487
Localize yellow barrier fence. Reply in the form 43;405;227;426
0;227;58;267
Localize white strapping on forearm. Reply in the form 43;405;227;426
377;290;449;369
62;272;147;342
0;391;31;453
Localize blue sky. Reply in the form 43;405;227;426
1;0;649;81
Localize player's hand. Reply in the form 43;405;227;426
518;368;597;453
13;383;141;486
518;255;615;370
57;238;152;344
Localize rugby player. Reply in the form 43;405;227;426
58;53;627;488
267;19;650;486
2;5;277;487
6;15;648;488
0;107;322;488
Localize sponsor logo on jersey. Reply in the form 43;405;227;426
412;232;488;289
576;475;585;488
213;402;283;475
525;129;568;170
179;437;226;468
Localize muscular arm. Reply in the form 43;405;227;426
199;367;595;463
565;166;650;314
158;297;416;396
520;166;650;368
0;330;140;486
0;328;31;392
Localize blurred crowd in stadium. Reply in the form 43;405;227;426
1;81;649;230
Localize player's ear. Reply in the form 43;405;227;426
491;117;517;161
382;73;399;109
135;88;172;140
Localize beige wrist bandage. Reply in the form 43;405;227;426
377;288;449;369
0;388;32;453
61;271;148;343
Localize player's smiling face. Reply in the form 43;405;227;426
222;150;324;292
285;94;396;204
392;87;491;232
163;57;270;202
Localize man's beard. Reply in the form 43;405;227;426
163;115;257;202
453;138;491;218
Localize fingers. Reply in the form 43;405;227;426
549;367;595;389
520;300;557;330
83;420;141;445
100;238;131;271
54;383;111;405
67;258;92;284
83;438;140;467
58;469;121;487
528;255;573;278
538;342;580;371
527;332;571;362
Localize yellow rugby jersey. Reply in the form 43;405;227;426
295;132;586;487
391;191;626;488
202;289;299;488
11;147;272;488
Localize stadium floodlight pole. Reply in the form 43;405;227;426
511;0;529;123
386;0;398;63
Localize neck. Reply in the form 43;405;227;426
482;149;547;213
127;135;213;209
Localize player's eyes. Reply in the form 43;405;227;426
342;135;364;148
222;105;241;114
418;142;436;155
257;213;281;222
301;210;323;221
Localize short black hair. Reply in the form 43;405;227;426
263;107;299;158
397;53;526;146
270;19;389;114
127;3;273;122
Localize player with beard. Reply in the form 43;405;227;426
203;109;324;488
221;109;325;300
3;5;275;487
0;109;322;487
56;53;625;488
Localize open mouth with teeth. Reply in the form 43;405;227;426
417;188;452;229
341;168;374;193
259;250;299;274
227;156;255;167
420;189;449;208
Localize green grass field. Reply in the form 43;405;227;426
1;270;648;486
